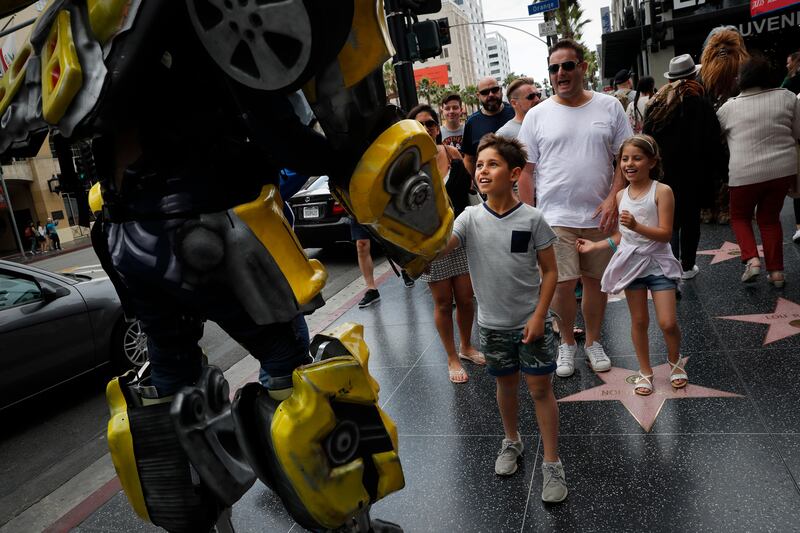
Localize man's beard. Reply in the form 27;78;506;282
482;98;501;112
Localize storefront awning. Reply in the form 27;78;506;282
601;26;647;80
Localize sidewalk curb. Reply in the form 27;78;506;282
10;261;398;532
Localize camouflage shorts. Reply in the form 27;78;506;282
479;321;557;377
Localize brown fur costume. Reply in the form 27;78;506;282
700;26;749;109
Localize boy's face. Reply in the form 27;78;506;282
475;148;520;197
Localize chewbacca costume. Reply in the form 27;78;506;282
699;26;750;224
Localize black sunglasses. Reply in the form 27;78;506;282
478;86;501;96
548;60;580;74
419;119;438;128
521;92;542;100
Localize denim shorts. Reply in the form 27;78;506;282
626;274;678;292
349;218;371;241
479;320;557;377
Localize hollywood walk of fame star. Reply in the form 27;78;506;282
718;297;800;345
696;241;764;265
558;358;741;432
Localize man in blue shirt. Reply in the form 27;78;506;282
461;76;515;177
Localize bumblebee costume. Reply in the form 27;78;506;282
0;1;453;531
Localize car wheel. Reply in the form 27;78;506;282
112;319;149;371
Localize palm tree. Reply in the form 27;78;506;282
555;1;591;42
382;60;397;101
462;84;479;114
417;78;432;105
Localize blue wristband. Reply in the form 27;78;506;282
606;238;617;252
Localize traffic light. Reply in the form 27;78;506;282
76;141;96;184
401;0;441;14
649;0;667;48
411;19;441;60
437;17;451;46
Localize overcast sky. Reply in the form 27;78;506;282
482;0;611;84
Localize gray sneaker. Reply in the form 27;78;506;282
495;438;524;476
541;460;568;503
584;341;611;372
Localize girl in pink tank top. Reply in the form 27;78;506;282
575;135;686;396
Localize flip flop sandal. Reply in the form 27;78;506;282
449;368;468;384
459;351;486;365
633;372;654;396
668;358;688;389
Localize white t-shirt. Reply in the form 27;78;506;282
518;92;632;228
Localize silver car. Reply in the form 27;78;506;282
0;259;147;410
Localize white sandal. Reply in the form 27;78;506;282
633;372;654;396
667;358;688;389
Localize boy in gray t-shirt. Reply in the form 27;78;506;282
438;134;567;503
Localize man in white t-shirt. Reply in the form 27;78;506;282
517;39;633;378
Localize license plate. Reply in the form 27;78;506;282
302;206;320;219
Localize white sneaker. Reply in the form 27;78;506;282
555;343;577;377
681;265;700;280
793;229;800;244
584;342;612;372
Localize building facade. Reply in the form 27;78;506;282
451;0;491;79
415;0;479;89
486;32;511;85
601;0;800;89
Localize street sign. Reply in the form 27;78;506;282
538;20;557;36
528;0;559;15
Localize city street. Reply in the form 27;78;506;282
0;244;378;528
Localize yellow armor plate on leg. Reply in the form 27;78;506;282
87;0;131;44
269;323;404;529
232;185;327;306
106;375;150;522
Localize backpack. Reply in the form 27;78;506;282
24;226;33;238
614;88;631;111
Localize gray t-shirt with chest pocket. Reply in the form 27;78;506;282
452;203;557;330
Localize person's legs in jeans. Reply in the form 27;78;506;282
754;177;791;273
258;314;310;386
729;183;760;264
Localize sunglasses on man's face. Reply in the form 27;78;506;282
419;119;438;129
548;60;580;74
521;92;542;100
478;86;501;96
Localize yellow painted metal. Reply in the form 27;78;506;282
270;323;404;528
0;41;32;117
88;182;103;214
87;0;131;43
232;185;327;306
347;120;454;271
302;0;393;101
106;377;150;522
337;0;393;88
41;10;83;124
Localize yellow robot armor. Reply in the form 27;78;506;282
173;184;327;324
232;322;405;531
299;1;453;276
107;365;228;532
341;119;454;276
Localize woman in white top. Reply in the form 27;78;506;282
717;56;800;288
626;76;656;134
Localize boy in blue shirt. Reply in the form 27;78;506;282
439;134;567;502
